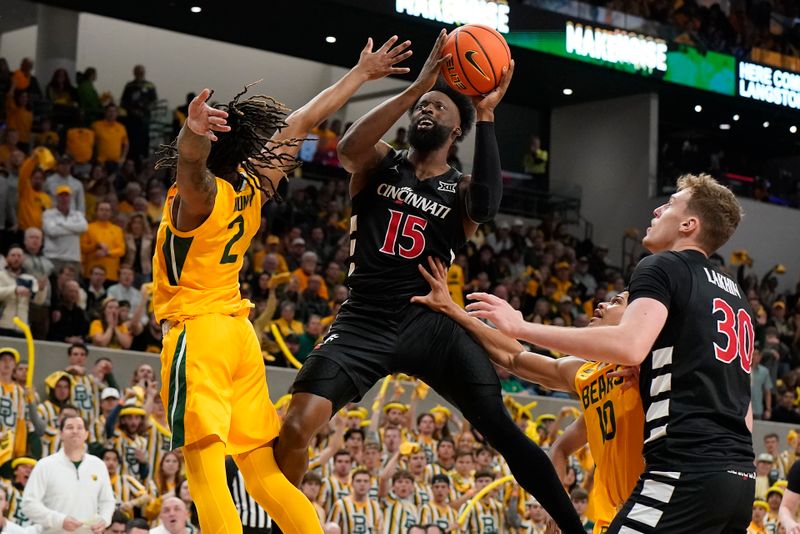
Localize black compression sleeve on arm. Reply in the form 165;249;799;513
466;121;502;224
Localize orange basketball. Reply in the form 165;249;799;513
441;25;511;97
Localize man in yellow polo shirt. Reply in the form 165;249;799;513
91;104;129;170
65;127;95;167
80;201;125;281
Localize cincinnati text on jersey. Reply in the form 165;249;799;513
580;366;624;409
376;183;453;219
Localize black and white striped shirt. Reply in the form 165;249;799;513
225;457;272;530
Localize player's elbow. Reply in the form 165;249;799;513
284;107;314;137
547;440;564;462
336;134;358;167
615;342;649;366
337;141;370;175
337;153;359;174
506;349;527;376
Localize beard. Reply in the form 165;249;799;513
409;121;451;152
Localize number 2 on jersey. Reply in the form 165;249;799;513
220;215;245;264
712;298;754;373
379;209;428;259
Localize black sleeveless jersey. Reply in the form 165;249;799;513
346;148;466;301
628;250;755;472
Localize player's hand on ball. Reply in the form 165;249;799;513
472;60;515;120
355;36;412;81
186;88;230;141
412;29;451;93
411;257;454;313
466;292;524;337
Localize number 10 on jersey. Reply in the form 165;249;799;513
379;209;428;259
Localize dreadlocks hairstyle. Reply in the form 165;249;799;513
408;79;477;142
155;82;302;201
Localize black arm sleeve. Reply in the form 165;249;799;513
465;122;502;224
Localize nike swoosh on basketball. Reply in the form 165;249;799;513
464;50;490;80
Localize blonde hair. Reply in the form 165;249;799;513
676;173;743;253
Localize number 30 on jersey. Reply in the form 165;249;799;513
712;298;754;373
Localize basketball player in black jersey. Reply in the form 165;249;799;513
274;30;585;533
468;173;756;533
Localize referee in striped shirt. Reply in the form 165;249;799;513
225;457;272;533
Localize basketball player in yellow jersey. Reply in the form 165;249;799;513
412;258;644;533
152;36;413;534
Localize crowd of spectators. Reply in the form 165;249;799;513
586;0;800;60
2;54;800;532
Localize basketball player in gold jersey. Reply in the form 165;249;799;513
412;258;644;533
152;36;413;534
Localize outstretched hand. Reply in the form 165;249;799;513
472;59;515;120
466;291;525;337
355;36;413;81
186;88;231;141
411;257;454;313
412;29;451;93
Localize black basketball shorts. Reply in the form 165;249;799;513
291;297;502;413
606;469;755;534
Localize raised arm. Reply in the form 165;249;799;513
253;36;412;200
467;293;667;366
412;257;583;391
174;88;230;230
378;450;401;498
339;30;450;182
548;416;589;484
459;61;514;238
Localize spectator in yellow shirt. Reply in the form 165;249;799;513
447;263;465;308
10;58;40;95
17;149;54;230
6;89;33;149
144;182;164;224
32;118;59;151
84;164;109;219
549;261;573;302
65;127;95;166
118;182;142;214
292;251;329;300
89;297;132;350
274;301;304;338
91;104;128;169
81;201;125;281
264;235;289;273
0;130;19;168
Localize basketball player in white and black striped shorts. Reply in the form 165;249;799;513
468;174;755;533
226;457;272;533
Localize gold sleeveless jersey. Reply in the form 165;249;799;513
153;177;260;322
574;361;645;525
